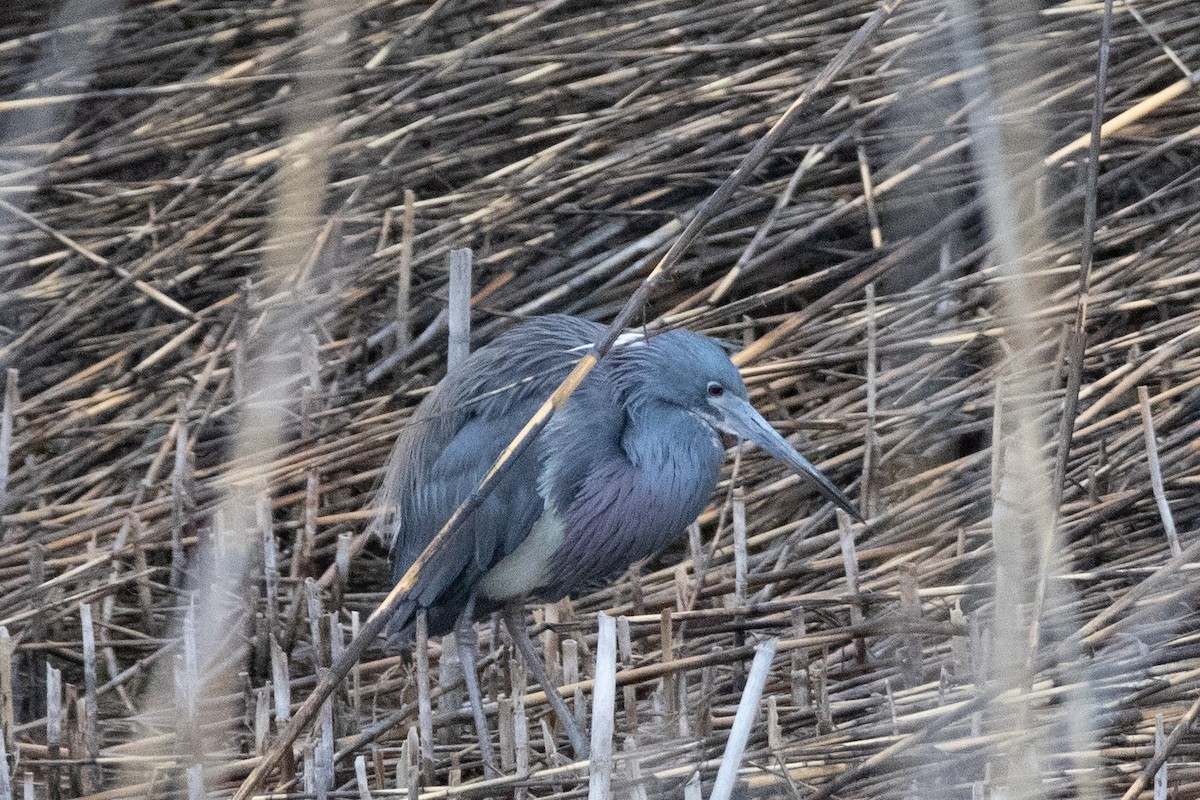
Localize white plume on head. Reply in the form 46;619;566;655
566;330;647;353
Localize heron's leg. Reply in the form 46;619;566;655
454;598;499;778
501;600;590;760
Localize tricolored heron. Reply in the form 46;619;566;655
375;314;857;770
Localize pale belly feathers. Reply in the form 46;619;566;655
476;503;565;601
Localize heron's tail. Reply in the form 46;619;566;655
383;599;460;648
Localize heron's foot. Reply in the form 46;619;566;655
560;710;590;761
479;751;501;780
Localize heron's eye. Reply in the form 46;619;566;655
707;383;724;398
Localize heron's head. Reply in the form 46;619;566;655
615;329;861;520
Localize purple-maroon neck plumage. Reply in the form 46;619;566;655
531;330;738;598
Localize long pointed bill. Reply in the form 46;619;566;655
718;396;862;522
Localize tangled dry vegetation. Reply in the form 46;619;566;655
0;0;1198;797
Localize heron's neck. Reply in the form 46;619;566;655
622;401;723;475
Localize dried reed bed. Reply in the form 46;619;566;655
0;0;1198;797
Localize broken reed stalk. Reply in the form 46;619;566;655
709;637;778;800
354;755;372;800
0;369;17;509
0;737;10;800
78;604;98;786
395;189;416;358
415;611;434;779
586;612;617;800
447;249;473;371
0;627;11;754
731;489;747;607
1138;385;1180;556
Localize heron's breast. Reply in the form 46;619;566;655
475;505;565;601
